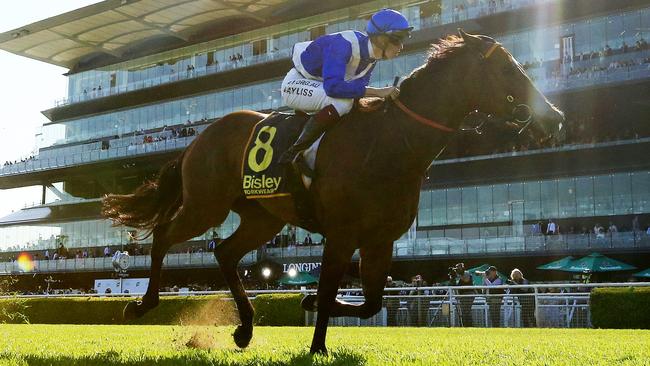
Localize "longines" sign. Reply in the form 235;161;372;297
282;262;321;273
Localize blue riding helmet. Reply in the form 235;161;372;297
367;8;413;41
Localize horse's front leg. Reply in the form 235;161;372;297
310;236;355;354
303;242;393;319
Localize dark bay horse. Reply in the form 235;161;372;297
103;30;564;354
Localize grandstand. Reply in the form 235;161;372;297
0;0;649;292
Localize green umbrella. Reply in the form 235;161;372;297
633;268;650;278
562;252;637;273
537;256;575;271
278;271;318;285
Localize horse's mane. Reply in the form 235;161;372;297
356;35;467;114
427;35;466;64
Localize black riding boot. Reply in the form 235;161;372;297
279;105;340;163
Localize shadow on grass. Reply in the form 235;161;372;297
3;348;367;366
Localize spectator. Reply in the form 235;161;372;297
104;246;111;257
453;263;475;327
603;44;613;57
593;223;605;238
481;266;503;327
546;219;557;235
608;222;618;234
409;275;427;326
509;269;536;327
303;233;313;246
385;276;399;326
531;222;541;235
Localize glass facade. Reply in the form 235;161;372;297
0;210;322;254
42;6;650;149
417;170;650;233
60;0;556;106
0;170;647;254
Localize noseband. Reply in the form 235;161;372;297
461;42;535;136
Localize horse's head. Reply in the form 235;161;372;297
457;29;565;145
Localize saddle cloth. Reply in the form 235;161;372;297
241;112;310;198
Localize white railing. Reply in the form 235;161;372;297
305;282;650;328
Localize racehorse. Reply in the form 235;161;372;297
103;30;564;354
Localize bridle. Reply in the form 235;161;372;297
461;42;536;136
392;41;536;136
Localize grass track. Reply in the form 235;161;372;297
0;325;648;365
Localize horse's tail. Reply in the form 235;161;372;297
102;151;185;238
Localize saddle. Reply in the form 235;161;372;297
241;112;322;232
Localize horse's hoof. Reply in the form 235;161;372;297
310;344;327;355
233;325;253;348
301;294;318;312
122;301;147;322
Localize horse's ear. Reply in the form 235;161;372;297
458;28;482;48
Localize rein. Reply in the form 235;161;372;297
392;98;454;133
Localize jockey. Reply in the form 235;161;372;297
279;8;412;163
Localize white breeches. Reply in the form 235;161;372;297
281;68;354;115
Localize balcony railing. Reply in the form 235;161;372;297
0;135;197;177
53;49;293;107
391;231;650;258
0;232;647;274
0;251;256;274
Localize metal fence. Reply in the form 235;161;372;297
5;282;647;328
305;282;649;328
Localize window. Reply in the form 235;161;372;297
492;184;508;222
558;178;576;218
477;186;493;223
612;173;633;214
252;39;268;56
447;188;462;225
593;175;613;215
632;171;650;213
310;25;327;40
575;176;594;216
432;190;447;226
417;190;433;227
461;186;478;224
540;179;559;218
524;181;541;220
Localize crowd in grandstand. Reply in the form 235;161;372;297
127;123;198;150
3;155;36;167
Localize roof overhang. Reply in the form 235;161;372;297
0;0;309;70
0;200;103;227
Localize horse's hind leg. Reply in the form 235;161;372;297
214;199;285;348
124;203;228;320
